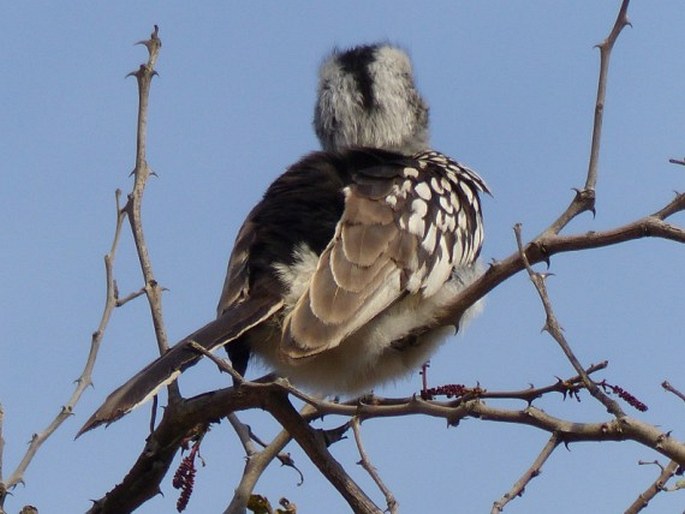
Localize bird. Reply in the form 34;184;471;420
80;43;490;434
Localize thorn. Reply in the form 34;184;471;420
134;26;162;55
125;64;145;79
447;417;460;428
534;242;551;268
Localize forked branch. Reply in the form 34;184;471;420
1;186;129;508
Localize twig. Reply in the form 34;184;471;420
227;413;258;456
122;27;181;412
431;361;608;404
2;189;130;499
263;391;383;514
624;459;681;513
188;341;244;385
439;195;685;339
351;418;398;514
86;384;269;513
514;224;626;417
123;26;170;356
224;408;309;514
491;433;560;513
662;381;685;404
542;0;631;237
586;0;631;191
116;287;146;307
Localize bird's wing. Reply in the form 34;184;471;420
78;293;283;435
79;151;349;434
79;149;486;433
79;201;286;435
281;150;486;359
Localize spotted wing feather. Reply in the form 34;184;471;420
281;150;487;359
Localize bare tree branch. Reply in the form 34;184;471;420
491;433;560;513
1;187;130;505
514;223;626;417
226;413;258;456
543;0;632;237
189;341;245;385
86;385;260;514
119;26;185;423
662;381;685;404
87;365;685;514
123;26;171;359
264;391;383;514
351;418;398;514
585;0;631;192
625;459;681;514
116;287;146;307
224;410;303;514
439;193;685;336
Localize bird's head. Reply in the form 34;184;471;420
314;43;430;155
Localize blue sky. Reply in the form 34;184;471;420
2;2;684;513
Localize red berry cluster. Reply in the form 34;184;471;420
421;383;470;400
173;443;200;512
598;380;648;412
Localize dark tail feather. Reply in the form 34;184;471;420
78;298;283;436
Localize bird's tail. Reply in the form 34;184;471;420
78;298;283;436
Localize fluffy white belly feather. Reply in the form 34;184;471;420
253;245;483;395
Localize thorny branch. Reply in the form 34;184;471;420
662;381;685;404
0;185;129;511
122;26;180;410
514;223;626;418
437;193;685;342
85;363;685;513
223;422;292;514
543;0;631;237
585;0;631;193
264;392;383;514
223;409;305;514
351;418;398;514
625;460;682;514
491;434;560;514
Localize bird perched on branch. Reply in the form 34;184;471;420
80;43;489;434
